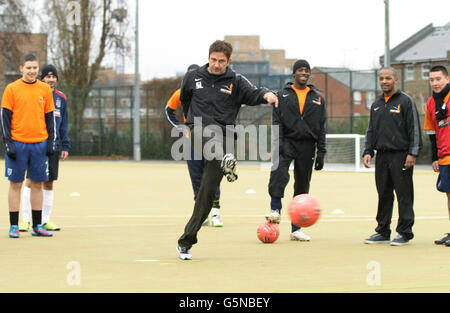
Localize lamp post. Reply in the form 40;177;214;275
133;0;141;161
384;0;390;67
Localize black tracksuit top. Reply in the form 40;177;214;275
363;89;422;157
272;83;327;155
180;64;268;129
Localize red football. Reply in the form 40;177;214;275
288;194;321;227
257;221;280;243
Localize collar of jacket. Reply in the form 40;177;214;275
199;63;235;79
377;88;402;102
284;82;318;93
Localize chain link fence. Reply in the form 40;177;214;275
0;68;435;163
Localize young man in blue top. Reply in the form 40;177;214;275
19;65;70;232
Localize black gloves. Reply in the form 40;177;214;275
5;141;16;160
314;153;325;170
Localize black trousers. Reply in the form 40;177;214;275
186;145;220;201
374;151;415;240
268;140;316;232
178;127;228;249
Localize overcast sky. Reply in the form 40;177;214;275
121;0;448;81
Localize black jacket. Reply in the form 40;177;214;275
273;83;327;156
180;64;268;129
363;89;422;157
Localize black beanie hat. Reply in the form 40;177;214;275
293;59;311;74
41;64;58;80
187;64;200;71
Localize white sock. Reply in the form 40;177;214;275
21;186;31;223
42;190;54;224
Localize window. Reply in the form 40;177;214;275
406;65;414;81
353;91;361;105
365;91;375;110
4;51;18;75
234;40;239;51
421;95;428;114
422;64;430;80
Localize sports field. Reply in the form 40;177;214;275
0;160;449;293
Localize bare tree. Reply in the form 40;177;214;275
0;0;32;84
43;0;130;140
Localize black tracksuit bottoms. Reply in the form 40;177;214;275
374;151;415;240
178;129;228;249
186;144;221;201
268;140;316;232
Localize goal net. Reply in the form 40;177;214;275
259;133;373;172
323;134;370;172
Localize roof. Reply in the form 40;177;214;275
314;67;377;91
382;22;450;64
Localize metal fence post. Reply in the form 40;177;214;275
114;87;118;155
98;88;103;155
349;71;353;133
324;72;329;130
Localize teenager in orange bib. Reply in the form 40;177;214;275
423;65;450;246
1;53;56;238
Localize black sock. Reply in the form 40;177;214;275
212;200;220;209
9;211;19;226
32;210;42;227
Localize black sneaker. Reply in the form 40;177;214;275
364;233;390;244
390;234;409;246
434;233;450;245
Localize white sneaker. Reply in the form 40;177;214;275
211;215;223;227
290;230;311;241
265;210;281;224
176;246;192;260
221;153;238;182
211;208;223;227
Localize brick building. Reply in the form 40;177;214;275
0;32;48;86
0;4;48;86
380;21;450;113
312;67;377;118
224;35;296;75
